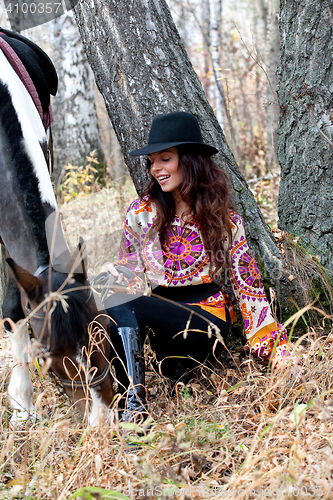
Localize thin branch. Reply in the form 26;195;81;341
233;24;278;102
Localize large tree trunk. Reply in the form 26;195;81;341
70;0;286;288
51;11;104;185
277;0;333;271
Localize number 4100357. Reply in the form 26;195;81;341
5;3;63;14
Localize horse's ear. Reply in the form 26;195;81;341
75;237;88;283
67;237;87;283
6;258;43;300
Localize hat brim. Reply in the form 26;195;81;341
130;141;218;156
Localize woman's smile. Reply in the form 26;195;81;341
157;174;170;184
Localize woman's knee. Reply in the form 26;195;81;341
105;301;138;329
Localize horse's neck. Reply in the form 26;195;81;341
0;188;70;273
0;51;71;274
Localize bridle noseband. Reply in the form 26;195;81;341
58;358;112;390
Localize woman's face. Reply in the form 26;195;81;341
148;147;183;197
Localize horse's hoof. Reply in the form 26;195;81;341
9;410;40;430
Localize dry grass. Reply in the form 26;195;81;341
1;329;333;499
248;171;280;230
1;185;333;499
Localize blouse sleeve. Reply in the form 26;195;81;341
114;199;149;294
229;214;290;367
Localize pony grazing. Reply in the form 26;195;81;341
0;28;114;426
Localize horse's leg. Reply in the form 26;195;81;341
7;323;35;425
88;348;115;426
2;276;25;327
3;277;36;425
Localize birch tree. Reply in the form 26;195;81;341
209;0;224;127
51;11;104;183
200;0;211;98
265;0;279;172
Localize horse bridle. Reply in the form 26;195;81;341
25;266;113;390
58;355;112;390
25;300;113;390
26;264;144;391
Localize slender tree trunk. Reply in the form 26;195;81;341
201;0;211;97
170;0;188;47
51;11;104;185
0;2;11;29
70;0;287;290
277;0;333;271
257;0;268;37
265;0;280;172
209;0;224;127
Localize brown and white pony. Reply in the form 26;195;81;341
0;28;114;426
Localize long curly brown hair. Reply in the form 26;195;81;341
142;145;235;277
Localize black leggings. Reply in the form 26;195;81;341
105;285;230;379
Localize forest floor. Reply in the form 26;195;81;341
1;174;333;499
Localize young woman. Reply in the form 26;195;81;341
102;111;290;417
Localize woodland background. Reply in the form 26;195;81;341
1;0;281;185
0;0;290;299
1;1;333;499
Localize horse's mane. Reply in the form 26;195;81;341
0;81;49;264
49;271;92;351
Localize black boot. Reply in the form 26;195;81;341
115;327;147;422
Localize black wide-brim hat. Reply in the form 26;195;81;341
130;111;218;156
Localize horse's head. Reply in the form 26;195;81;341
6;243;114;423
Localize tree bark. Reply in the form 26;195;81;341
70;0;285;286
277;0;333;271
51;11;104;185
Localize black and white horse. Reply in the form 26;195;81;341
0;28;114;426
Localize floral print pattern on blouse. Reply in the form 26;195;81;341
116;197;290;367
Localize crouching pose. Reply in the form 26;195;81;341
102;112;290;419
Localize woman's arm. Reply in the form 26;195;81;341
100;199;152;296
228;214;291;367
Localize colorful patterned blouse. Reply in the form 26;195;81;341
116;197;289;367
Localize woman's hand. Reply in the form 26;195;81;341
100;262;125;284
